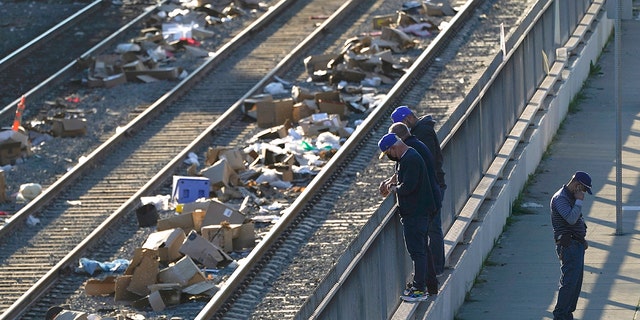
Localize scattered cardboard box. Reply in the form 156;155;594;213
292;101;315;123
256;98;294;128
181;199;246;225
372;14;396;29
157;255;207;287
157;211;196;233
51;118;87;137
124;248;159;296
201;221;256;252
148;284;182;312
114;275;140;302
179;230;233;268
200;158;239;188
103;73;127;88
142;228;186;263
85;276;117;296
303;54;338;76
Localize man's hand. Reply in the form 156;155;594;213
379;179;391;197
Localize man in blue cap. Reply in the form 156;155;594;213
550;171;593;320
391;106;447;275
378;133;439;301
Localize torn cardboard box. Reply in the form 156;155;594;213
157;255;207;287
124;248;159;296
142;228;186;263
181;198;246;225
179;230;234;268
201;221;256;252
200;158;239;189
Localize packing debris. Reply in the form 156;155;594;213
45;1;458;316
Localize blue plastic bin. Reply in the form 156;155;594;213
172;176;210;204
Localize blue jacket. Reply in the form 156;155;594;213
412;115;446;190
402;135;442;209
396;148;438;217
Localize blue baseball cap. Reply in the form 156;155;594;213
574;171;592;194
378;133;399;159
391;106;413;123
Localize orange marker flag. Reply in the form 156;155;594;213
12;96;26;132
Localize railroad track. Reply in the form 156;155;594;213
0;0;158;110
0;0;540;318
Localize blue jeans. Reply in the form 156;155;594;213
401;215;438;292
553;239;585;320
428;209;445;274
429;188;446;274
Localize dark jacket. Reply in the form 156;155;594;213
411;115;446;190
402;135;442;209
396;148;438;217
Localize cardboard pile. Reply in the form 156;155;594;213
241;7;447;130
84;197;256;311
79;0;265;88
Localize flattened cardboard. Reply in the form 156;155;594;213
124;67;181;81
179;230;233;268
182;281;218;295
103;73;127;88
142;228;186;263
85;276;117;296
157;212;194;232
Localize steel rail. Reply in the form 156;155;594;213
0;1;163;125
197;0;485;317
0;0;315;317
0;0;164;237
0;0;105;73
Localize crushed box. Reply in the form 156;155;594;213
181;199;246;226
201;221;256;252
179;230;233;268
142;228;186;263
158;255;207;286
